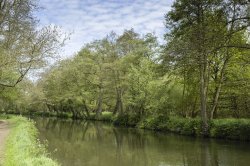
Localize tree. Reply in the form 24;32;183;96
164;0;250;135
36;30;162;119
209;0;250;119
0;0;65;88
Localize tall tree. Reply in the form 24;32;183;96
165;0;250;135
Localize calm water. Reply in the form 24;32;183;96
34;117;250;166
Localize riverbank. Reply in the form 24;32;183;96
1;115;59;166
139;116;250;141
5;111;250;141
110;113;250;141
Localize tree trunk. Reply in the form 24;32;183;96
210;85;221;120
83;100;90;117
191;97;198;118
84;103;90;117
96;85;103;119
210;58;228;119
200;56;209;136
232;95;239;118
182;71;186;117
196;2;209;136
113;89;123;115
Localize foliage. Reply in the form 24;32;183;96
0;0;65;88
210;119;250;140
138;115;169;130
139;116;250;140
165;117;202;136
0;0;64;116
139;116;201;135
112;113;141;127
87;112;113;122
163;0;250;134
29;30;181;121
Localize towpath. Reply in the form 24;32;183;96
0;121;10;165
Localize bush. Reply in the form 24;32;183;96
113;113;141;127
138;115;169;130
139;116;202;135
166;117;202;136
86;112;113;121
210;119;250;140
99;112;113;122
113;114;129;126
87;113;96;120
31;111;56;117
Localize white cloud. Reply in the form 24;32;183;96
35;0;174;58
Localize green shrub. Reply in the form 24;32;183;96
167;117;202;135
138;116;202;136
138;115;169;130
210;119;250;140
87;113;96;120
99;112;113;122
138;116;250;140
113;113;141;127
113;114;129;126
138;117;158;129
57;112;72;118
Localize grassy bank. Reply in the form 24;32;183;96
5;111;250;141
4;116;59;166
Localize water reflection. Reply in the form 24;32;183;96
34;117;250;166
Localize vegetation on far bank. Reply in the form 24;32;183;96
8;111;250;141
83;112;250;141
3;116;58;166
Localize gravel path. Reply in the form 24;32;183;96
0;120;10;165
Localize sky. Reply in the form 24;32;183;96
35;0;174;58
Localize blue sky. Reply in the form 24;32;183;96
35;0;174;57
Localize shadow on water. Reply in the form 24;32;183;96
33;117;250;166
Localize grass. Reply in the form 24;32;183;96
4;116;59;166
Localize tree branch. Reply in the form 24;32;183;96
0;64;32;87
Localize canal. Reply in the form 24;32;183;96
34;117;250;166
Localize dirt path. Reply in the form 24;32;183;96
0;120;10;165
